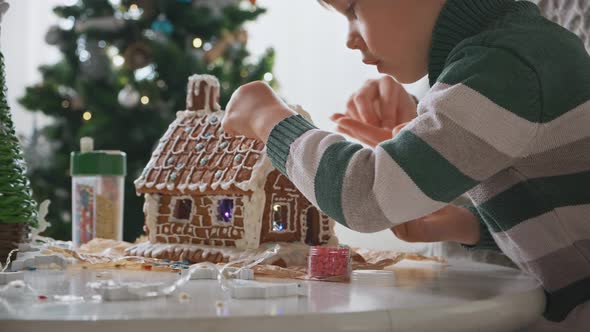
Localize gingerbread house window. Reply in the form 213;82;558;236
171;198;193;222
216;198;234;224
272;203;290;232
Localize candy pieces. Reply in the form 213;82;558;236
229;280;307;299
0;280;34;300
226;267;254;280
10;252;68;271
307;246;351;279
88;280;165;301
186;265;254;280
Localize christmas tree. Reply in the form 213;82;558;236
19;0;275;241
0;50;38;261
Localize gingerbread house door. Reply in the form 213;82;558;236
260;170;301;243
305;207;320;245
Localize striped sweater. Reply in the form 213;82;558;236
267;0;590;324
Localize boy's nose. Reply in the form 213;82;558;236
347;35;363;50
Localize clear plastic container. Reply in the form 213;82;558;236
71;137;126;247
308;246;351;279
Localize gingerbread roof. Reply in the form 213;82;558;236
134;75;272;195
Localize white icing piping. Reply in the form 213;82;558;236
326;216;339;246
186;74;221;112
135;109;270;194
134;121;180;190
267;193;298;234
126;241;313;267
136;103;313;193
135;77;337;251
144;194;160;242
136;111;272;192
237;190;263;249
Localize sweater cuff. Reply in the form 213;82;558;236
266;114;316;175
461;205;501;252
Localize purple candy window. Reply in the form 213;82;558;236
217;199;234;223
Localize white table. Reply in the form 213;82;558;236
1;259;545;332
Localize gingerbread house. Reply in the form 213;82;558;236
129;74;335;264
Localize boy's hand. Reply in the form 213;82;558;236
391;205;481;245
222;81;296;142
331;76;417;146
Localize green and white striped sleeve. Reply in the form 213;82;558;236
266;46;540;233
462;205;501;252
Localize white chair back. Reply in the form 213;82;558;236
535;0;590;53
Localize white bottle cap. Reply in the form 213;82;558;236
80;137;94;153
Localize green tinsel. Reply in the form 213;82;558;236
0;53;38;227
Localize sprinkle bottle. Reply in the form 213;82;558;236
70;137;126;247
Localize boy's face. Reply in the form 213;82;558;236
325;0;445;83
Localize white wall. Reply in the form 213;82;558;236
3;0;435;253
2;0;65;137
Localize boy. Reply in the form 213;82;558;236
221;0;590;330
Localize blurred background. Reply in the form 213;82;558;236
2;0;431;253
